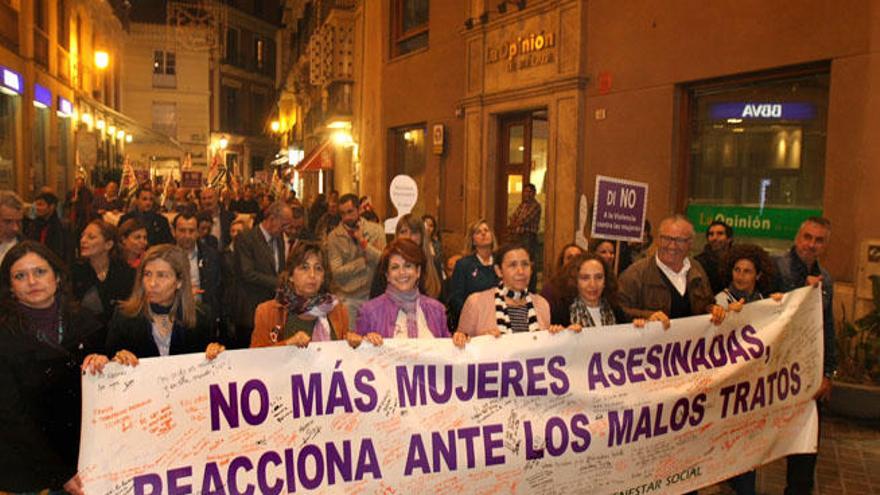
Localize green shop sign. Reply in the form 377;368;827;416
686;204;823;239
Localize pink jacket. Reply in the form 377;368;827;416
456;288;551;336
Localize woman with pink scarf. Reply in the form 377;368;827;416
355;239;450;345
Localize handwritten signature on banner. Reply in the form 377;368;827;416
79;286;824;495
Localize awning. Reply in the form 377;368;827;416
75;91;185;151
295;140;334;172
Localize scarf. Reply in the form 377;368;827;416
18;298;63;345
494;283;539;334
274;286;338;342
569;297;617;328
386;285;420;338
720;286;765;306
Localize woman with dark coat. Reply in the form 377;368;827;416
72;219;135;330
0;241;102;494
84;244;224;367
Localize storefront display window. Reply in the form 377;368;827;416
0;92;18;190
685;68;829;242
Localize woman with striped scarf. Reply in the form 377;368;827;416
453;242;550;347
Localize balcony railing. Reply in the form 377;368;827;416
152;73;177;89
33;26;49;68
57;45;70;82
0;2;18;50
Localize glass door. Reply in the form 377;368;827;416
496;110;548;275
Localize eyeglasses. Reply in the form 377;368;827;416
659;235;692;245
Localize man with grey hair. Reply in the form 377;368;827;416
773;216;836;495
0;190;23;266
618;214;724;327
232;201;295;348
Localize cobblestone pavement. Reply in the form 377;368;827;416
702;413;880;494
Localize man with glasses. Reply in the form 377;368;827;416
618;214;723;328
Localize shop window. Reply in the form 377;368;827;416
684;67;829;242
389;124;426;213
0;92;16;190
391;0;428;58
151;101;177;138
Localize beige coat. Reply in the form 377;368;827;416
325;219;386;301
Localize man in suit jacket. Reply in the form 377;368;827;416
326;194;386;323
199;188;236;250
173;211;222;329
233;201;294;348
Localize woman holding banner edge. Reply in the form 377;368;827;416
0;241;104;494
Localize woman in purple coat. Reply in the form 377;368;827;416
356;239;450;345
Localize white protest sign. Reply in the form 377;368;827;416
384;174;418;234
79;287;822;494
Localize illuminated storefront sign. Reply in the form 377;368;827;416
33;84;52;108
709;102;816;120
0;66;22;95
57;96;73;117
486;30;556;72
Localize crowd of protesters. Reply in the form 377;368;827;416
0;178;836;495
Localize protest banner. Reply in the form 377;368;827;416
79;287;823;494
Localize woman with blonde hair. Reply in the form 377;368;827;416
447;219;499;330
85;244;223;368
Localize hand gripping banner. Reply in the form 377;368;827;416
79;286;823;494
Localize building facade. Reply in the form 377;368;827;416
276;0;880;292
0;0;133;199
122;21;211;178
212;0;280;179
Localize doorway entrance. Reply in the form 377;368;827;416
495;109;548;276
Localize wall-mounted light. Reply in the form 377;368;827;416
96;119;105;130
332;130;354;147
81;112;93;126
94;51;109;70
218;137;228;149
125;133;133;143
116;129;125;139
327;120;351;130
270;120;281;133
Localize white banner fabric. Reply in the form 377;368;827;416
79;286;823;495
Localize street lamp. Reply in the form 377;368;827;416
94;51;109;70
